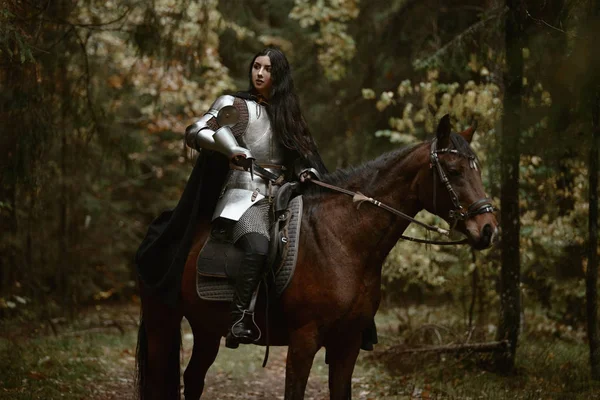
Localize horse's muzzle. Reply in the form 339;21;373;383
466;219;499;250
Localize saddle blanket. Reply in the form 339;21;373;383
196;196;303;302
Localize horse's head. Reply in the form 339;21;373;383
417;115;499;250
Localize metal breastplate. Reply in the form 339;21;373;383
212;100;287;222
238;100;286;164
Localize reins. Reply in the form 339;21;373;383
305;138;495;246
306;178;469;245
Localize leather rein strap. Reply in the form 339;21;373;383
306;140;495;246
306;179;469;246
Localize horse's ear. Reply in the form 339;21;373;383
459;119;478;144
436;114;451;147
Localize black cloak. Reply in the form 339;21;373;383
135;150;229;306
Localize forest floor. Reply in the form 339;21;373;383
1;301;599;399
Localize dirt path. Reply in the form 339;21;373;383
197;344;329;400
99;334;332;399
92;308;369;400
1;303;391;399
4;302;598;399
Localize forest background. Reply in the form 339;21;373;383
1;0;600;398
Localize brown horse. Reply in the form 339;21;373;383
136;115;499;400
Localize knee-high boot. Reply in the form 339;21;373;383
225;233;268;348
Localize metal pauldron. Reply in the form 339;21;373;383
206;95;236;118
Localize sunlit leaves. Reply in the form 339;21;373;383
364;69;503;140
290;0;360;81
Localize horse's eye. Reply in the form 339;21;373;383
447;169;461;177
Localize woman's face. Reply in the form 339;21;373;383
251;55;272;98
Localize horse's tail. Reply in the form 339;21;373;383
135;317;148;400
135;316;182;400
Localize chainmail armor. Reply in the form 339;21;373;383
232;199;271;243
231;97;250;138
205;117;218;131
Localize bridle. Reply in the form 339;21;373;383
429;138;495;230
306;139;495;246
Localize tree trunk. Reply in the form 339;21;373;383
585;0;600;382
495;0;524;373
588;83;600;381
0;10;27;296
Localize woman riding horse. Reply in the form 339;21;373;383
135;47;377;351
137;110;498;399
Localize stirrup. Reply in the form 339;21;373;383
231;309;262;340
225;309;261;349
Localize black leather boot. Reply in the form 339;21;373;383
225;233;268;349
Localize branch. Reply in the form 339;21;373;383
40;7;133;30
389;340;509;355
60;321;130;337
525;9;567;35
413;7;508;70
74;30;100;142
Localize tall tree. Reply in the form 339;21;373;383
588;78;600;381
495;0;525;373
586;0;600;380
0;1;40;298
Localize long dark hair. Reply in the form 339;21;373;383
247;48;319;160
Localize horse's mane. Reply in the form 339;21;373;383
302;132;478;198
302;142;422;198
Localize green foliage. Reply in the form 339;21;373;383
290;0;360;81
365;66;503;306
0;8;35;64
0;0;235;314
367;32;594;331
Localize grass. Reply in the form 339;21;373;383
0;305;139;400
355;306;600;399
1;303;599;399
0;332;138;399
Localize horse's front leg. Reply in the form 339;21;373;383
284;323;321;400
326;332;361;400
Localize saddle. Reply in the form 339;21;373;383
195;182;302;301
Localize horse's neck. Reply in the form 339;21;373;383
322;144;427;269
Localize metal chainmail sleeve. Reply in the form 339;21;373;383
232;199;271;243
205;116;219;131
231;97;249;138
